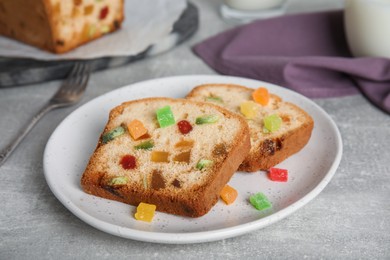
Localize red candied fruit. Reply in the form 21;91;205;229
177;120;193;134
99;6;109;20
268;167;288;182
120;155;136;170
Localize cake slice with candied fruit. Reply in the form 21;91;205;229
81;97;250;217
186;84;314;172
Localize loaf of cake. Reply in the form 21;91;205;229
0;0;124;53
186;84;314;172
81;97;251;217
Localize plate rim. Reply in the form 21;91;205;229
43;74;343;244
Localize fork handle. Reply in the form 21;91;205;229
0;103;54;167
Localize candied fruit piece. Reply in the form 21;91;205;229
107;176;128;186
81;23;90;40
100;24;111;34
174;139;194;149
53;2;61;14
177;120;193;134
99;6;109;20
84;5;94;15
173;151;191;163
263;114;282;133
142;174;148;189
220;185;238;205
205;96;223;103
151;170;166;190
172;179;181;188
213;143;227;156
127;119;148;140
120;155;136;170
252;87;270;106
240;101;258;119
195;115;219;125
134;140;154;150
269;167;288;182
249;192;272;211
88;24;96;38
72;7;80;17
151;151;169;163
102;126;125;143
156;106;175;128
196;159;213;170
134;202;156;222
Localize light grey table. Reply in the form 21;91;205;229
1;0;389;259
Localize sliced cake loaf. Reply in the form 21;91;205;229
0;0;124;53
186;84;314;172
81;97;251;217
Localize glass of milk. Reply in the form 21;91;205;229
344;0;390;58
220;0;288;23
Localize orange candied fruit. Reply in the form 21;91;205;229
173;151;191;163
174;139;194;149
84;5;94;15
252;87;270;106
134;202;156;222
127;119;148;140
220;185;238;205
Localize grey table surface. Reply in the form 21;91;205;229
1;0;389;259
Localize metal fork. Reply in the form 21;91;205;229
0;62;90;167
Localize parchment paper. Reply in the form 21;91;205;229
0;0;187;60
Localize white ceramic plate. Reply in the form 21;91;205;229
43;75;342;244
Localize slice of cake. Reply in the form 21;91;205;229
0;0;124;53
81;97;251;217
186;84;314;172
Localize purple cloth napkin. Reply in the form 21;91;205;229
193;11;390;114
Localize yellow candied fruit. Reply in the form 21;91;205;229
220;185;238;205
88;24;96;38
240;101;258;119
151;151;169;163
134;202;156;222
100;24;111;34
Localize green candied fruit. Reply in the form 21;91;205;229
134;140;154;150
156;106;175;128
196;159;213;170
263;114;282;133
249;192;272;211
205;96;223;103
195;115;219;125
102;126;125;144
108;176;129;186
142;174;148;189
